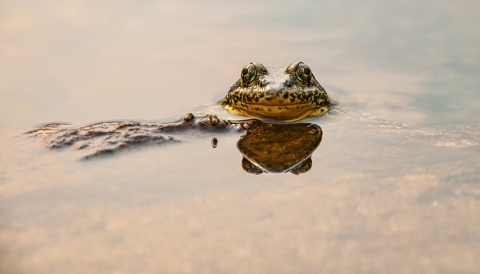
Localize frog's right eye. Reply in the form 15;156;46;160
241;63;257;86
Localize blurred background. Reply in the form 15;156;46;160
1;0;479;133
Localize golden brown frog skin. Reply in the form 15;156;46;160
221;61;334;121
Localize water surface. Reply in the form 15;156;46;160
1;1;480;273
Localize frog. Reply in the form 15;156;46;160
27;62;334;174
221;61;335;121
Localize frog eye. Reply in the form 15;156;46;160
241;63;257;86
295;63;312;84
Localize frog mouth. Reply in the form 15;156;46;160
244;101;313;109
227;102;326;122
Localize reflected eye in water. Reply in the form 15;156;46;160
241;156;264;175
236;120;323;175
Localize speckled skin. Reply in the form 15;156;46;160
221;62;334;121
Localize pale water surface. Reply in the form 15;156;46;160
1;1;480;273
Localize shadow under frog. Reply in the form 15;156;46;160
27;113;323;175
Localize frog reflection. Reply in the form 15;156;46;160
236;120;322;175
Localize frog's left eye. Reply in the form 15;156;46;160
241;63;257;86
295;63;312;84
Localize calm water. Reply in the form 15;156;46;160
1;1;480;273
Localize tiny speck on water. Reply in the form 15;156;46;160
211;137;218;148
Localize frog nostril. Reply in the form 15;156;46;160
259;76;267;86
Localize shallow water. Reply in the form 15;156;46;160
1;1;480;273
